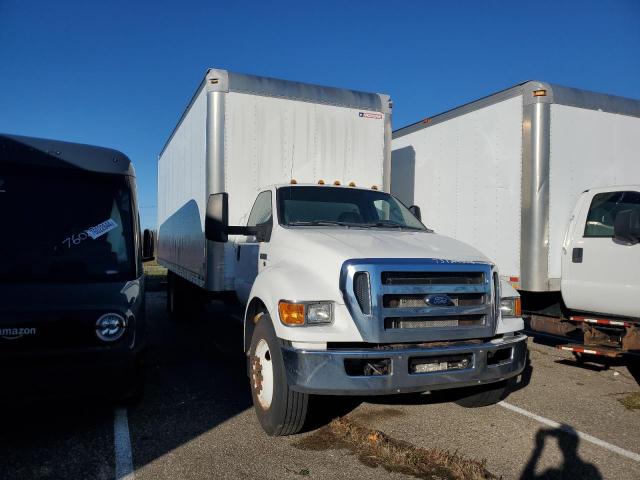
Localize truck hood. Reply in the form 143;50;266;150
265;227;494;310
281;228;492;264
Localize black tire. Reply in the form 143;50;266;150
249;315;308;436
628;358;640;384
166;271;180;320
167;271;197;322
453;380;510;408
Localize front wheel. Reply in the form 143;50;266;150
453;380;510;408
249;315;308;436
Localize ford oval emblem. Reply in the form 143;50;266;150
425;294;454;307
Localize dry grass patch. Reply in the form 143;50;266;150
619;392;640;411
143;261;167;291
296;417;495;480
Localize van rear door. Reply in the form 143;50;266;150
561;187;640;318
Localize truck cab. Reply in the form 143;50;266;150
562;186;640;318
558;186;640;357
207;183;528;435
0;134;145;399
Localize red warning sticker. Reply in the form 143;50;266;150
359;111;383;119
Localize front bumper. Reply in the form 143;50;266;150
282;333;527;395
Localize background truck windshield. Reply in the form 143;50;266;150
277;186;425;230
0;168;135;282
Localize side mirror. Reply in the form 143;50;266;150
409;205;422;221
254;221;272;243
142;229;156;262
205;193;229;243
614;209;640;245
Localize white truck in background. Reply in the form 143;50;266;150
157;68;527;436
392;81;640;363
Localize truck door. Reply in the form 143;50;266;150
234;190;272;304
561;188;640;318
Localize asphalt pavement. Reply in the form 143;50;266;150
1;290;639;480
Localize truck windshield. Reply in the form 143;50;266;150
277;186;426;230
0;167;136;283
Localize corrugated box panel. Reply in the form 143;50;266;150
392;96;523;278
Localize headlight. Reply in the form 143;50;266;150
95;313;127;342
500;297;522;318
278;301;333;326
306;303;333;325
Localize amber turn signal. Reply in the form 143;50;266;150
278;301;305;325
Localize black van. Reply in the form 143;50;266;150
0;134;147;399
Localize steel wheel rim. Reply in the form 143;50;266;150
253;339;274;409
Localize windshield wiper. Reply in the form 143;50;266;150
363;220;423;230
288;220;353;227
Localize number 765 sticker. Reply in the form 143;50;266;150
62;219;118;248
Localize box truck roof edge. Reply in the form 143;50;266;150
0;133;134;176
393;80;640;139
160;68;392;159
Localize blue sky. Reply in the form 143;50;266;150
1;0;639;228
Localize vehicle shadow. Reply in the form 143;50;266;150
0;396;117;480
126;292;253;469
519;425;603;480
0;291;254;479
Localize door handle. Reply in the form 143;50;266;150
236;245;241;261
572;248;583;263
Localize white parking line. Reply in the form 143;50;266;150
499;401;640;463
114;408;135;480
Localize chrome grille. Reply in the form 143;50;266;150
385;315;485;329
382;271;484;285
341;259;495;344
353;272;371;315
384;293;485;308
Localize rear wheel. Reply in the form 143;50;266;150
249;315;308;436
166;271;182;320
627;358;640;384
167;271;203;322
453;380;510;408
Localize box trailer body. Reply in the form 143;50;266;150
158;69;392;292
392;81;640;295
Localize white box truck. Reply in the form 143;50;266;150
157;69;527;435
392;81;640;362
